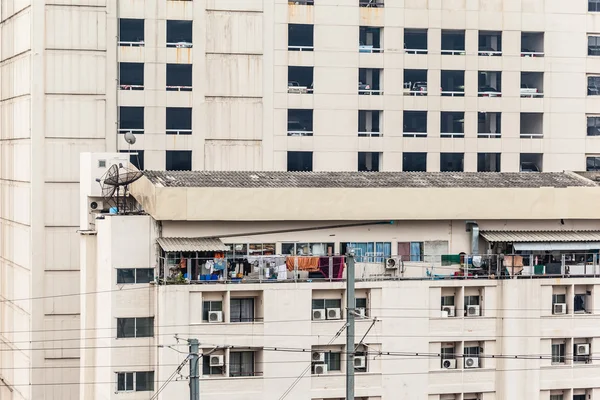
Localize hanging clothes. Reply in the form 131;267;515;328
285;256;321;272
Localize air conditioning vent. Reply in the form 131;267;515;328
326;308;341;320
89;200;104;213
442;359;456;369
464;357;480;369
441;305;455;317
208;311;223;323
354;356;366;369
576;344;590;356
385;257;400;269
312;309;326;321
553;303;567;315
355;307;366;318
313;364;328;375
312;352;325;363
210;355;224;366
466;305;480;317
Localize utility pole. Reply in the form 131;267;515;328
345;251;356;400
188;338;200;400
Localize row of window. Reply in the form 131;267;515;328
119;106;191;133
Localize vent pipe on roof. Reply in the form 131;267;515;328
466;221;479;255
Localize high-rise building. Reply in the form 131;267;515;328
3;0;600;398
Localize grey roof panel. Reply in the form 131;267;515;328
157;237;229;252
481;230;600;242
143;171;596;189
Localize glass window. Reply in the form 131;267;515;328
117;317;154;338
551;343;565;364
590;0;600;12
464;346;480;357
312;299;342;310
552;294;566;304
230;298;255;322
589;36;600;55
325;352;341;371
574;293;587;312
202;355;224;375
135;268;154;283
117;318;135;338
119;150;144;170
587;156;600;171
117;268;153;284
441;296;455;306
117;372;134;392
588;116;600;136
166;150;192;171
135;371;154;391
117;269;135;284
229;351;255;377
341;242;391;262
202;301;223;322
550;395;564;400
588;76;600;95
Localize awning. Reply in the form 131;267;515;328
480;230;600;243
157;237;229;252
513;242;600;251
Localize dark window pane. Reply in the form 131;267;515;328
166;150;192;171
135;268;154;283
135;371;154;391
587;157;600;171
440;153;464;172
230;298;254;322
287;151;313;171
119;19;144;44
125;373;133;391
119;63;144;87
230;352;254;377
136;317;154;337
166;108;192;131
325;299;341;309
117;318;135;338
120;150;144;170
326;352;341;371
166;20;193;45
355;298;367;308
117;269;135;284
119;107;144;130
167;64;193;88
117;373;125;391
403;152;427;171
312;299;325;310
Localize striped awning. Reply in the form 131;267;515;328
157;237;229;252
480;230;600;243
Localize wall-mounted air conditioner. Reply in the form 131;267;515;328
208;311;223;323
442;359;456;369
464;357;480;368
355;307;366;318
89;200;104;213
354;356;366;369
466;305;480;317
312;309;326;321
576;344;590;356
313;364;328;374
553;303;567;315
312;352;325;363
210;355;224;367
441;305;455;317
326;308;341;320
385;257;400;269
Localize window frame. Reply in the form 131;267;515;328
586;156;600;172
587;116;600;136
202;300;223;322
229;351;256;377
116;317;154;338
117;268;154;284
202;354;224;376
230;298;256;323
340;242;391;262
551;342;566;364
589;35;600;55
312;298;342;311
116;371;154;392
324;351;342;371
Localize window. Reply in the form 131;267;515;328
521;32;544;56
358;110;382;136
478;71;502;96
574;342;591;363
521;72;544;97
202;354;224;375
288;109;313;136
441;30;465;54
550;395;563;400
441;70;465;96
403;152;426;172
287;151;313;171
119;107;144;133
359;68;383;94
355;298;368;315
358;152;381;172
230;298;255;323
551;342;565;364
281;243;334;256
229;351;255;377
359;26;382;53
520;112;543;138
587;116;600;136
166;20;192;47
404;29;427;54
574;293;587;312
478;112;501;138
464;295;480;316
441;296;455;306
464;346;480;364
120;150;145;171
574;395;586;400
341;242;391;262
403;111;427;136
288;66;314;94
166;107;192;134
589;36;600;55
117;371;154;392
440;153;464;172
325;352;342;371
119;63;144;89
477;153;501;172
440;112;464;136
117;317;154;338
166;150;192;171
587;156;600;171
520;153;542;172
588;76;600;95
119;19;144;46
166;64;192;91
552;293;566;305
248;243;275;255
440;345;456;368
116;268;154;284
590;0;600;12
202;301;223;322
397;241;423;261
288;24;314;51
478;30;502;55
312;299;342;311
359;0;384;7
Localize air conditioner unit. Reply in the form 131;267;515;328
385;257;400;269
208;311;223;323
313;364;328;375
312;309;326;321
89;200;104;212
553;303;567;315
209;355;224;367
355;307;366;318
576;344;590;356
466;305;480;317
442;359;457;369
464;357;480;369
326;308;341;320
312;352;325;363
354;356;367;369
441;306;455;317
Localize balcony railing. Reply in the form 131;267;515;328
520;133;543;139
119;41;145;47
358;132;382;137
288;45;314;51
404;48;428;55
166;129;192;135
477;133;501;139
166;85;193;92
118;129;144;134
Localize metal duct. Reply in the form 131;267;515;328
466;221;479;255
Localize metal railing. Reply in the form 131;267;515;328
359;0;384;7
405;49;428;55
478;50;502;56
287;131;313;137
119;84;144;90
520;133;544;139
478;91;502;97
288;0;314;4
166;129;193;135
521;51;544;57
477;133;501;139
118;129;144;134
288;87;313;94
358;132;382;137
288;46;314;51
440;133;465;138
441;91;465;97
119;41;145;47
166;86;193;92
441;50;466;55
167;42;193;48
358;89;383;95
521;92;544;98
359;46;383;53
403;133;427;138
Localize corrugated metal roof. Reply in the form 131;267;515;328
143;171;597;189
481;231;600;243
157;237;229;252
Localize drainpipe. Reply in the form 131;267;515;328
466;221;479;255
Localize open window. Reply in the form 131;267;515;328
403;152;426;172
119;106;144;134
404;29;427;54
288;66;313;94
441;30;465;55
478;112;501;138
520;113;543;138
288;24;314;51
358;152;381;172
166;150;192;171
521;32;544;56
478;71;502;97
166;20;192;48
166;107;192;135
477;153;501;172
478;31;502;56
463;342;482;369
440;112;464;138
573;340;591;364
359;26;383;53
441;70;464;96
521;72;544;97
404;69;428;96
403;111;427;137
574;285;592;313
288;109;313;136
119;63;144;90
358;110;382;136
440;153;464;172
440;343;457;369
359;68;383;95
166;64;192;91
287;151;313;171
119;19;144;46
520;153;542;172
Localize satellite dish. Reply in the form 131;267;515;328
124;131;136;145
97;162;143;214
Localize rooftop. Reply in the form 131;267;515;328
143;171;596;189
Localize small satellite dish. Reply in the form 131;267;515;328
124;131;136;145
